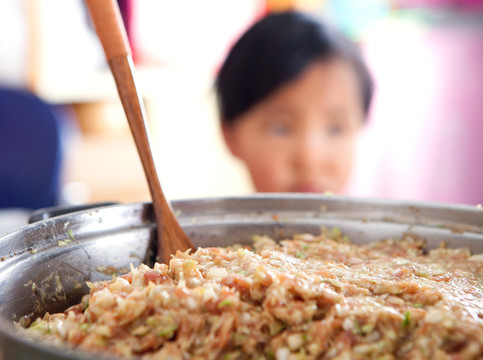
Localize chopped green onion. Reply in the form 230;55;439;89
354;320;362;335
218;299;234;309
415;270;429;277
29;321;50;334
295;251;306;259
232;333;247;343
67;229;75;241
266;349;275;360
331;227;342;237
269;320;286;336
146;317;159;327
402;311;410;329
362;324;374;334
158;324;178;338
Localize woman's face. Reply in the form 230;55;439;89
223;58;365;194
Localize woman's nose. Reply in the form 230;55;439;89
293;131;328;173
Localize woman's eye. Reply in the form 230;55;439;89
327;123;344;137
268;122;291;136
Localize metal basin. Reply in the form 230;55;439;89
0;194;482;359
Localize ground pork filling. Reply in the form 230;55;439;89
23;231;483;360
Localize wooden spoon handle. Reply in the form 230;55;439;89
85;0;193;263
85;0;130;59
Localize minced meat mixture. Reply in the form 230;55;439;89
24;232;483;359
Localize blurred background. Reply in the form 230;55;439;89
0;0;482;224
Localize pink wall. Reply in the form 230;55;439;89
348;21;483;205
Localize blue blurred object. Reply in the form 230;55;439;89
0;87;63;210
321;0;389;39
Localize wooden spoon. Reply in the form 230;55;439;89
85;0;193;263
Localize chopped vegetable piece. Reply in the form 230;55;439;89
158;324;178;338
354;321;362;335
402;311;410;329
269;320;286;336
218;299;234;309
146;317;158;327
295;251;306;259
331;227;342;237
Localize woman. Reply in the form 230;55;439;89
216;11;373;194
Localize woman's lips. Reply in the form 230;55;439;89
292;183;324;193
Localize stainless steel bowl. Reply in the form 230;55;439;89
1;194;482;360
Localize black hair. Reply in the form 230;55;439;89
216;11;374;124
